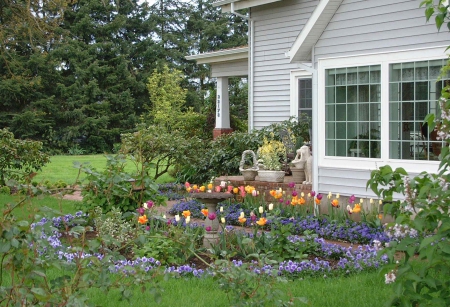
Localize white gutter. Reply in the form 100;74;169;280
231;2;249;20
249;17;254;131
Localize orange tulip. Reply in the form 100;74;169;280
201;209;208;217
331;199;339;208
378;214;383;220
238;217;247;224
298;197;306;205
353;204;361;213
315;198;321;205
182;210;191;218
270;190;276;197
138;215;148;224
256;217;267;226
199;185;206;192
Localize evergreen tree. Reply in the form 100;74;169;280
50;0;158;153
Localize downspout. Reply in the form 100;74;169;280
297;47;318;201
229;2;253;131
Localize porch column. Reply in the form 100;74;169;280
213;77;233;139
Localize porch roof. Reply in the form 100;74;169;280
185;46;248;65
213;0;282;11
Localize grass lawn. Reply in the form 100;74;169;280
34;154;175;185
1;194;79;221
86;271;392;307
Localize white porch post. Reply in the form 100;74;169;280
213;77;233;139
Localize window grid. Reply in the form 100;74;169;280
325;65;381;158
389;59;448;161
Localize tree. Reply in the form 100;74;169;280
0;0;68;143
49;0;157;153
146;64;187;130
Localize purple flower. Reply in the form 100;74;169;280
317;194;323;200
288;182;296;188
208;213;217;220
251;214;257;222
348;195;356;204
285;200;291;205
292;191;298;197
137;207;145;215
146;200;154;208
146;226;150;231
205;226;212;232
311;191;316;197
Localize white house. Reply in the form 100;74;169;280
186;0;449;197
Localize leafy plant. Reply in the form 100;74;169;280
0;197;164;306
258;138;286;171
0;128;50;186
78;154;166;213
92;206;136;253
367;90;450;305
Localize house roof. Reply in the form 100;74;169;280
287;0;343;62
213;0;282;12
185;46;248;64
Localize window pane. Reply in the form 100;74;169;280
326;140;335;156
325;65;381;158
389;59;445;160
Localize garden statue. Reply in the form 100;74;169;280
291;144;312;184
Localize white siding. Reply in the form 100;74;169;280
313;0;448;197
252;0;319;129
314;0;449;59
211;59;248;77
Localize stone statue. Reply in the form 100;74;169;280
303;155;313;185
292;144;312;184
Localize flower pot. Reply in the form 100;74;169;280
241;169;258;181
257;170;285;183
239;150;259;180
291;168;305;183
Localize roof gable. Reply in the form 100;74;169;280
287;0;343;62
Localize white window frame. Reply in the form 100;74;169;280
290;69;313;117
317;46;447;174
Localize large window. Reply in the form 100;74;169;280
325;65;381;158
389;60;448;160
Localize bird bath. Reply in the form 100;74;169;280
190;192;234;248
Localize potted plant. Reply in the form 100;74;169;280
239;150;259;181
257;138;286;182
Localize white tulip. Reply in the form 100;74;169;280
175;215;180;222
186;216;191;224
259;206;264;214
268;203;274;211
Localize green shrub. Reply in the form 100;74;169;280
367;101;450;305
0;128;50;186
78;154;166;213
174;116;310;183
0;186;11;195
92;207;135;253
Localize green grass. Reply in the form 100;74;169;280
1;194;79;221
34;155;175;185
85;271;392;307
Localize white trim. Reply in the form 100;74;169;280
217;0;282;11
288;0;343;63
185;47;248;65
290;69;312;117
317;46;448;174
